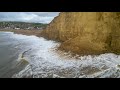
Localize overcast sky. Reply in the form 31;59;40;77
0;12;59;23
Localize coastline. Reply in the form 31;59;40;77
0;30;42;37
0;30;120;78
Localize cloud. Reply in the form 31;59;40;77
0;12;59;23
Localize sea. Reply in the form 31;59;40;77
0;32;38;78
0;31;120;78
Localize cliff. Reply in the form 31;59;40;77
41;12;120;55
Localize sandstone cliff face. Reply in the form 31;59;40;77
41;12;120;55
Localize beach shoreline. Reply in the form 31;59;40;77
0;30;42;37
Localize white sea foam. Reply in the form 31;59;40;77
12;35;120;78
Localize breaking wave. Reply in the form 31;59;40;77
12;36;120;78
1;32;120;78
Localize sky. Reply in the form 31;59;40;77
0;12;59;24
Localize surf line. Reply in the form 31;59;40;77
16;48;32;66
21;48;32;58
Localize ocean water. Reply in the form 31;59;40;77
0;32;36;78
0;32;120;78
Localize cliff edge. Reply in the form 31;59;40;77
41;12;120;55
